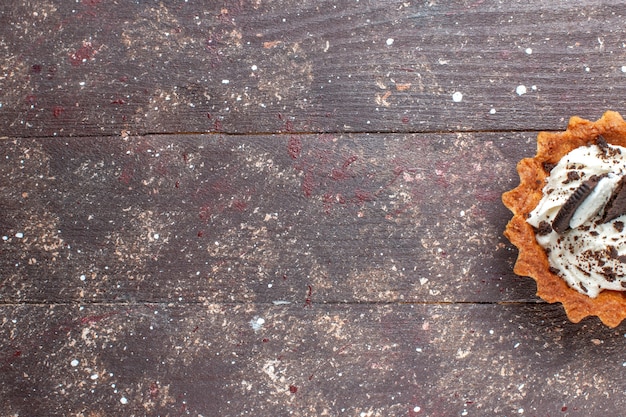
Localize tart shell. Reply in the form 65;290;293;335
503;111;626;327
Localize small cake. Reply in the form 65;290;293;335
503;111;626;327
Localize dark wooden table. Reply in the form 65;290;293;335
2;1;626;416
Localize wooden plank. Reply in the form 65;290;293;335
2;0;625;137
1;302;624;416
0;132;536;305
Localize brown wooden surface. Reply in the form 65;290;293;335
2;1;626;416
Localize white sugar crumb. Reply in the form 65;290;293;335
489;108;496;114
525;47;533;55
622;65;626;73
15;232;24;239
452;91;463;102
120;397;128;405
516;85;527;96
250;316;265;331
413;406;421;413
386;38;394;46
70;359;79;367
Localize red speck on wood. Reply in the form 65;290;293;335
301;171;315;197
561;406;568;412
31;64;42;73
69;42;96;66
80;311;118;325
197;230;204;237
149;382;160;398
330;168;348;181
304;284;313;307
289;385;298;394
25;94;37;106
118;167;133;185
211;179;232;193
342;155;358;169
13;350;21;358
52;106;64;118
232;200;248;212
354;190;374;203
111;98;126;105
474;190;500;202
262;338;269;343
47;66;57;80
287;136;302;159
213;120;223;131
198;206;212;222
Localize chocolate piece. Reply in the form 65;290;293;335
535;221;553;236
552;175;602;234
602;175;626;223
563;171;580;184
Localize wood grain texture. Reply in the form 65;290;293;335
0;132;533;305
2;0;626;137
1;303;625;417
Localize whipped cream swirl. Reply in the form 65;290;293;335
527;142;626;297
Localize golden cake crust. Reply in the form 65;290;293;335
502;111;626;327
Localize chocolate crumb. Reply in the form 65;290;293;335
563;171;580;184
535;221;553;236
614;221;625;232
602;267;617;282
597;135;609;150
596;135;621;158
